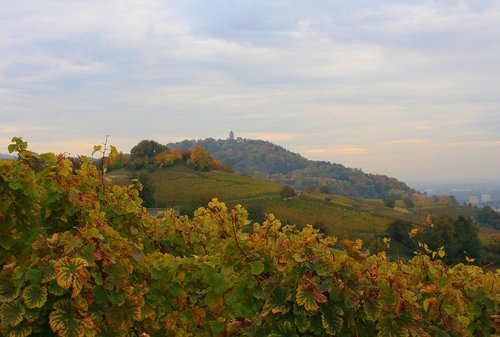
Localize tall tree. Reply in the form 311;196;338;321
130;172;156;207
403;196;414;209
130;140;168;164
187;145;214;171
454;216;483;260
280;185;297;200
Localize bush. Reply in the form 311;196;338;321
383;197;396;208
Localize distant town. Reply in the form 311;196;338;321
411;180;500;211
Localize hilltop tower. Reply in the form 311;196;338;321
229;130;234;140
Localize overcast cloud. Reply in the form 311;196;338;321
1;0;499;182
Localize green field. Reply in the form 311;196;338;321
109;164;281;208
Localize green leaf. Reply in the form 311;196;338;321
39;152;57;165
249;260;264;275
264;286;290;314
49;300;89;337
25;268;42;284
377;317;409;337
0;300;25;327
8;180;22;191
23;307;40;322
92;286;107;305
7;144;17;153
105;298;141;330
0;280;20;303
320;302;344;335
22;285;47;309
3;321;32;337
363;296;381;322
88;228;103;240
48;281;66;296
294;311;311;333
443;304;456;315
206;270;229;295
92;145;101;156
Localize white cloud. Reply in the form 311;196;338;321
1;0;499;181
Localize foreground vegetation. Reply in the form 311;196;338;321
1;139;499;337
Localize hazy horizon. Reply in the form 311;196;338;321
1;1;499;183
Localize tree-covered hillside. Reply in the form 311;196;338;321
168;137;415;199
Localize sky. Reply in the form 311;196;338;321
1;0;499;183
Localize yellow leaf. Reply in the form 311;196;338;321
408;228;418;239
296;285;319;312
54;258;89;298
465;256;475;263
423;297;436;312
438;246;445;258
92;145;101;156
49;300;90;337
22;285;47;309
108;145;118;165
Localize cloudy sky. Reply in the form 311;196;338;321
1;0;499;183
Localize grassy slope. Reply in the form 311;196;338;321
234;198;391;238
109;164;281;208
109;165;498;251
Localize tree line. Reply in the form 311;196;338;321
108;139;233;173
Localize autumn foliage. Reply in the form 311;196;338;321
0;138;499;337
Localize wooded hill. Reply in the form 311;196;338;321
167;137;416;199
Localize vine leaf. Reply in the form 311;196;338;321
49;299;92;337
106;298;141;331
377;317;409;337
320;302;343;335
0;279;20;303
48;282;66;296
24;307;40;322
54;258;89;298
92;145;102;156
249;260;264;275
2;321;32;337
22;285;47;309
264;286;291;315
296;284;319;311
363;295;381;322
0;300;25;327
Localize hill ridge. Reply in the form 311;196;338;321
167;137;415;199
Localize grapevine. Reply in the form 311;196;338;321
0;139;498;337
